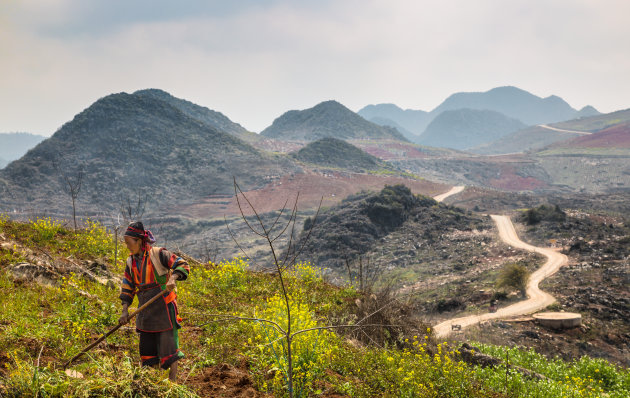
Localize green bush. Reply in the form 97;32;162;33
522;204;566;225
496;262;530;297
473;343;630;398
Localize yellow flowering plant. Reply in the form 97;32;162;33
246;289;339;397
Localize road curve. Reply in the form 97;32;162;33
434;186;465;203
432;215;568;338
538;124;591;135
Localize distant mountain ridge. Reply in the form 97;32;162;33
431;86;579;126
261;100;408;142
0;91;298;212
366;116;416;140
358;104;428;140
359;86;600;138
417;108;526;150
0;132;46;168
575;105;600;119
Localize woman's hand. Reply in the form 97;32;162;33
118;307;129;325
165;273;179;292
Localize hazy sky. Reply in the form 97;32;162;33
2;0;629;136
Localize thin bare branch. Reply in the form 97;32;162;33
233;193;265;238
344;254;353;286
267;197;291;237
284;195;323;268
281;196;301;269
355;301;398;326
278;196;300;267
224;215;264;269
289;323;402;339
119;192;148;223
233;177;268;237
225;180;329;398
233;334;288;351
232;179;265;238
270;195;298;244
263;223;292;330
195;313;286;335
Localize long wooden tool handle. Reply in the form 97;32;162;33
62;289;166;369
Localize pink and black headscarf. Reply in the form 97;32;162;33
124;221;156;250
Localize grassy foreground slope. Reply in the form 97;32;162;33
0;217;628;397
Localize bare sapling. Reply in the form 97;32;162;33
119;192;148;223
195;178;405;398
54;159;84;233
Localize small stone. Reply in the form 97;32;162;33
65;369;84;378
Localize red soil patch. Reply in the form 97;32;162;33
488;165;548;191
253;137;429;160
16;337;41;356
176;170;448;218
559;122;630;148
186;363;270;398
353;142;428;160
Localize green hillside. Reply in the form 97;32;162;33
536;122;630;157
551;108;630;132
470;125;576;155
0;91;298;213
134;89;259;143
261;100;408;142
293;185;490;276
472;109;630;155
290;137;393;172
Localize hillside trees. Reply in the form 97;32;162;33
365;184;424;228
295;184;447;272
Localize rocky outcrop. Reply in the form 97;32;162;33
1;235;118;289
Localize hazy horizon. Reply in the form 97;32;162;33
2;0;629;136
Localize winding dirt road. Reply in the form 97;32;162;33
432;214;568;338
433;186;465;203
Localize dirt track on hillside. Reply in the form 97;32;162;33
538;124;591;135
434;186;465;202
433;214;568;338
